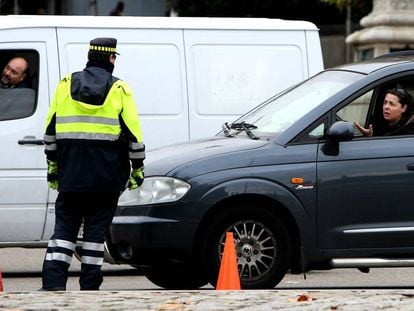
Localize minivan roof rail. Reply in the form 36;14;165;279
374;50;414;59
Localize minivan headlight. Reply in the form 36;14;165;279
118;177;191;206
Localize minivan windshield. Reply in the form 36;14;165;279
231;70;365;137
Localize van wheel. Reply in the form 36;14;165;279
202;204;291;289
142;263;207;289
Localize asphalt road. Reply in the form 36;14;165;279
0;248;157;291
3;248;414;291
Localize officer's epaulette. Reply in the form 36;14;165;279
62;74;72;83
115;80;132;95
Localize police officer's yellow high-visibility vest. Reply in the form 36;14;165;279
44;74;144;158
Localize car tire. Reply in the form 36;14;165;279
202;204;291;289
141;263;207;290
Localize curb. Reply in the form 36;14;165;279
1;289;414;310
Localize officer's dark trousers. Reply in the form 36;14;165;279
42;191;119;290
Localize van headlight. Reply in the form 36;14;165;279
118;177;191;206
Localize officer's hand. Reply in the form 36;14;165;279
48;180;58;190
47;160;58;190
128;167;144;190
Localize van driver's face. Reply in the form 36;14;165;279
1;58;27;87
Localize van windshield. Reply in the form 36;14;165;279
231;70;365;136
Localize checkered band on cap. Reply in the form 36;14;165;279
89;45;117;53
89;37;119;54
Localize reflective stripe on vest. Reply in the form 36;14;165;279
44;134;57;151
128;141;145;159
56;132;120;141
56;116;119;126
44;134;57;143
55;116;121;141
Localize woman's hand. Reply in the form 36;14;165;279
354;122;373;137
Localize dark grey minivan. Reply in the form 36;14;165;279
108;52;414;289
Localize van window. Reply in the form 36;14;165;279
0;50;39;121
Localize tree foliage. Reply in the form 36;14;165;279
321;0;371;10
167;0;372;24
321;0;372;16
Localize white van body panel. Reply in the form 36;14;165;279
0;28;59;242
0;16;323;247
184;29;313;139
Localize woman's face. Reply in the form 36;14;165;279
383;93;407;126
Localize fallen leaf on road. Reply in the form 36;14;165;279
292;293;316;302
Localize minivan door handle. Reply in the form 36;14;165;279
407;163;414;171
18;136;44;145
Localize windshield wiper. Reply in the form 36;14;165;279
230;122;260;140
222;122;234;137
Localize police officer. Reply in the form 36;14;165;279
41;37;145;290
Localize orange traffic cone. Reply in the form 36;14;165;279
216;231;241;290
0;267;3;292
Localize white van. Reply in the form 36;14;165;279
0;15;323;247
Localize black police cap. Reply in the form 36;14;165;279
89;37;119;55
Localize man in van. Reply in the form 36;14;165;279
41;37;145;290
0;56;31;88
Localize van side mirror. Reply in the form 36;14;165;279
322;121;354;156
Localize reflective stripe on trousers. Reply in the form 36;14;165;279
81;241;105;266
44;238;76;264
42;191;118;290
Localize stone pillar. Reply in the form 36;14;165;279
346;0;414;61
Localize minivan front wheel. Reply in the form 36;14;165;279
202;204;291;289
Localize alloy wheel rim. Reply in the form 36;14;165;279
219;220;277;282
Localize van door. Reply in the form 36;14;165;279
0;28;59;243
56;28;189;150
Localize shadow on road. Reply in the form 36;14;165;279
3;268;143;278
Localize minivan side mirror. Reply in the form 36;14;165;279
326;121;354;141
322;121;354;156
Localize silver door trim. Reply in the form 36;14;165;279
344;226;414;234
